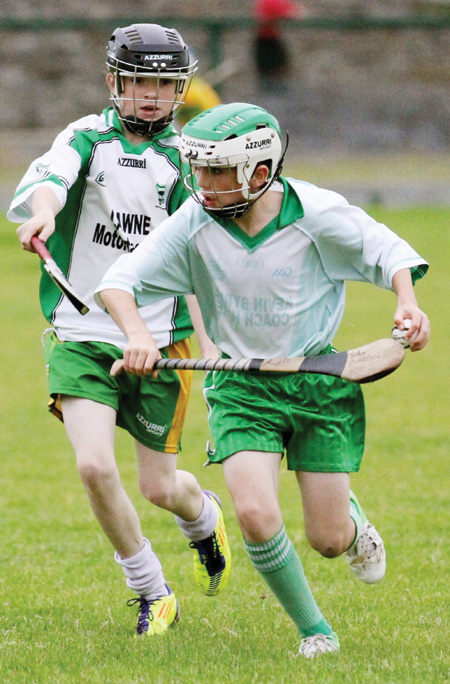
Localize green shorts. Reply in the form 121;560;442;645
43;330;192;453
203;368;365;473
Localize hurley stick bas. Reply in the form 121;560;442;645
110;338;405;384
31;236;90;315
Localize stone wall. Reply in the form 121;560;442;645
1;0;449;153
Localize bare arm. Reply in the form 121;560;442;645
392;268;430;351
16;186;61;252
185;295;219;359
99;288;161;377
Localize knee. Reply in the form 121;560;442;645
306;527;350;558
77;456;118;493
235;499;280;542
139;477;175;510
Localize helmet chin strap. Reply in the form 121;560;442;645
204;200;253;220
121;113;173;137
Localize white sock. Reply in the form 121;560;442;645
348;491;369;550
114;537;167;599
175;491;219;542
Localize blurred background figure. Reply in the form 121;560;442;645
253;0;304;92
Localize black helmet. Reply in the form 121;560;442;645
106;23;197;137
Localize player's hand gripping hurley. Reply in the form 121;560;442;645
31;236;89;315
110;338;405;384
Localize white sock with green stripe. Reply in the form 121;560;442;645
244;526;333;638
348;490;369;549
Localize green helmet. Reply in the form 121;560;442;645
180;102;284;217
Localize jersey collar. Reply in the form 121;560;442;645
212;176;304;250
278;176;304;226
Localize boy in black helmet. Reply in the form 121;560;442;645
8;24;231;636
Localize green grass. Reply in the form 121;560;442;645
1;208;449;683
284;152;450;186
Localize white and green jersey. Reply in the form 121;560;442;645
95;177;429;359
8;107;192;349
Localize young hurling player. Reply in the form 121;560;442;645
8;25;231;637
94;103;430;657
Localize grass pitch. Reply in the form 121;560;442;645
0;208;448;684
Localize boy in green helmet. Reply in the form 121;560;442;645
95;102;430;657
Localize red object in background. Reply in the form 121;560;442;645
253;0;304;81
254;0;303;39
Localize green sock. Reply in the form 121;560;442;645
244;526;333;638
349;490;368;548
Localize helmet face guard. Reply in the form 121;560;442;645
182;159;254;219
106;24;197;137
180;103;285;217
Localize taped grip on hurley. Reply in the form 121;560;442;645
110;338;405;384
